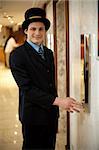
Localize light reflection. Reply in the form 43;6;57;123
13;140;17;144
0;24;2;32
15;124;18;128
14;131;18;135
16;114;18;121
16;114;18;118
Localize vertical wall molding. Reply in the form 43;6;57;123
53;0;58;88
65;0;70;150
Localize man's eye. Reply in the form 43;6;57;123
39;28;45;31
30;28;36;31
29;27;45;31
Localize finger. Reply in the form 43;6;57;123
67;109;74;113
75;101;83;106
66;108;74;113
69;108;74;113
69;110;74;113
72;100;81;105
72;107;81;112
71;103;83;109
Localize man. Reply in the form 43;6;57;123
9;8;82;150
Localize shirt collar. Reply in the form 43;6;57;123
27;40;43;53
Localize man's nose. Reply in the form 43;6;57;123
35;29;40;35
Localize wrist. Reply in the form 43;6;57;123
53;97;62;106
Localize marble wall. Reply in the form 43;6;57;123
69;0;99;150
46;1;67;150
56;1;67;150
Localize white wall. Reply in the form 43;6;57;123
69;0;99;150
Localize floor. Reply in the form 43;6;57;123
0;63;66;150
0;63;22;150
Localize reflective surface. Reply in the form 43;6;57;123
80;34;91;104
0;63;22;150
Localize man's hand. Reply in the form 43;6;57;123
53;97;83;113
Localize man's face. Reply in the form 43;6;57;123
25;22;46;45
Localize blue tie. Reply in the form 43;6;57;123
38;46;45;59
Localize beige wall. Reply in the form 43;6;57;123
69;0;99;150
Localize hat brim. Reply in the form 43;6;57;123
22;18;50;31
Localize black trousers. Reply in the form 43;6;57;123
22;123;57;150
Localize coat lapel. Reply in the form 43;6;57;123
24;41;50;68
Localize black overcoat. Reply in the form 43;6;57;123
9;41;59;126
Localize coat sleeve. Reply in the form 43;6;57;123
9;49;56;110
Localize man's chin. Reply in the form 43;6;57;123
31;40;42;45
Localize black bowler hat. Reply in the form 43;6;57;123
22;8;50;31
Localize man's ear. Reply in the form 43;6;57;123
24;29;27;35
